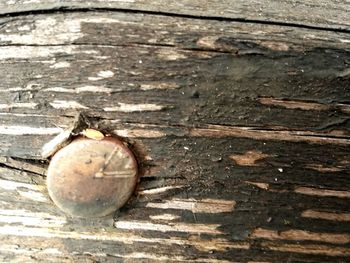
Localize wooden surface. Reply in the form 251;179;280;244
1;0;350;31
0;1;349;262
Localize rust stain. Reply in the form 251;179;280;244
229;150;270;166
301;210;350;222
252;228;350;244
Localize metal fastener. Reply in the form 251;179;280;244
47;136;138;218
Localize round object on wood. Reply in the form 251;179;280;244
47;136;138;218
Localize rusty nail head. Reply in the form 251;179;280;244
47;136;138;218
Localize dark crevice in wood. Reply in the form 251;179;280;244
0;157;46;177
1;7;350;34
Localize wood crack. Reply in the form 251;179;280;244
0;7;349;34
0;157;46;177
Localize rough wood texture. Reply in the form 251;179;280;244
0;1;349;262
1;0;350;31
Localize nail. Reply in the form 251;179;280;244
46;135;138;218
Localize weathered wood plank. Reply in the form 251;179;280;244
0;3;349;263
1;0;349;31
0;145;349;262
0;12;349;159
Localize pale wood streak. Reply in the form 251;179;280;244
190;126;350;145
252;228;350;245
295;187;350;198
261;242;350;257
258;97;350;114
146;199;235;214
0;225;249;252
301;210;350;222
114;220;222;234
229;151;271;166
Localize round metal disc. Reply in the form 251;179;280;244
47;136;138;218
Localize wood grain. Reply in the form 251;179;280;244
0;2;349;262
1;0;349;31
0;12;349;158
